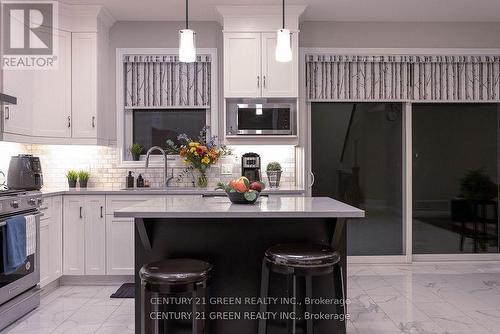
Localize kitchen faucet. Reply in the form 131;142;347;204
145;146;174;187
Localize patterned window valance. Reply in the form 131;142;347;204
124;55;211;108
306;55;500;101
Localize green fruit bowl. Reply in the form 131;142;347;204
225;190;260;204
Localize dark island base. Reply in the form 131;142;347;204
134;217;347;334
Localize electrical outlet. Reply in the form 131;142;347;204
221;164;233;175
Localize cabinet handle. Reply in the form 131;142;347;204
92;116;95;128
67;116;71;128
309;171;315;188
4;106;9;120
257;75;260;88
263;75;266;88
79;206;83;219
100;206;103;218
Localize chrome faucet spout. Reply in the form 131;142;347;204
145;146;173;187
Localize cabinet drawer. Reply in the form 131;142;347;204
40;197;53;220
105;195;157;215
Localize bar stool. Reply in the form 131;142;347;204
140;259;212;334
258;243;345;334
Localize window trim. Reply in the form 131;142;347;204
116;48;218;168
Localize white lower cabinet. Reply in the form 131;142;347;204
104;195;155;275
106;216;134;275
63;195;105;275
39;196;63;287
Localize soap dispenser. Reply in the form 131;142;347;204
126;171;135;188
137;174;144;188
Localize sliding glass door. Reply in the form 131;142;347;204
311;102;404;256
412;103;500;254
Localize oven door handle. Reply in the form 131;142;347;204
0;212;44;227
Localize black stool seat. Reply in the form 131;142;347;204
140;259;212;285
265;243;340;267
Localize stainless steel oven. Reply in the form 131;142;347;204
0;190;42;331
226;99;296;135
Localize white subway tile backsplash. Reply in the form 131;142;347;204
0;143;296;189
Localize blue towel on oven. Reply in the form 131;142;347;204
2;216;27;275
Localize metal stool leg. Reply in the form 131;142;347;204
286;274;297;334
333;263;346;319
305;276;313;334
258;259;270;334
192;282;208;334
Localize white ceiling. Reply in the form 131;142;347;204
60;0;500;22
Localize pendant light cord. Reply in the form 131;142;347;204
282;0;285;29
185;0;189;29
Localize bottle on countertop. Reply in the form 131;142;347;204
136;174;144;188
126;171;135;188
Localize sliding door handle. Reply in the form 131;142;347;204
309;171;315;188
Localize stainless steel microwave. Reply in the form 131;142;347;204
226;100;296;135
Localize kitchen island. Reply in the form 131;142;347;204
115;196;364;334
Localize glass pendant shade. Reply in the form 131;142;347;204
179;29;196;63
275;28;292;62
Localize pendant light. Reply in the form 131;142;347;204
179;0;196;62
275;0;292;62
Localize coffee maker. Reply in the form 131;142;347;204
241;153;261;182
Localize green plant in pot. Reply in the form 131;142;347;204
66;170;78;188
78;170;90;188
129;143;144;161
460;169;497;200
266;161;282;188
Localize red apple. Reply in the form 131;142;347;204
249;181;264;192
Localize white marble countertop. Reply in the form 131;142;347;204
114;196;365;219
41;186;305;197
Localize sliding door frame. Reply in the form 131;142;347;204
300;47;500;264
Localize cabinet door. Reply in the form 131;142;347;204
224;33;261;97
63;196;85;275
50;196;63;279
261;32;298;97
84;196;106;275
32;29;72;138
39;218;51;287
2;69;33;136
106;216;134;275
72;33;97;138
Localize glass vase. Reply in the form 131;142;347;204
197;171;208;188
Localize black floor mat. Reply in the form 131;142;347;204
110;283;135;298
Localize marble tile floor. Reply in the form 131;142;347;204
4;262;500;334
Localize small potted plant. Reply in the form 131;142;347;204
129;143;144;161
266;161;282;188
66;170;78;188
78;170;90;188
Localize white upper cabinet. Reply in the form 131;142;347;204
224;32;298;98
219;5;304;99
2;69;33;136
32;29;72;138
72;33;98;139
261;32;298;97
0;4;114;145
224;33;262;98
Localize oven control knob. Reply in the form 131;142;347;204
29;198;36;206
37;198;43;205
11;201;19;208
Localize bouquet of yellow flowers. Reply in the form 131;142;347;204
166;128;231;187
